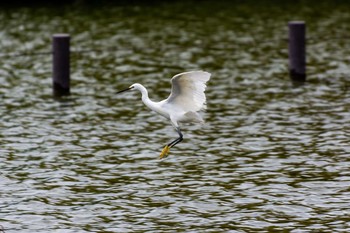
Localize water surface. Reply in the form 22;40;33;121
1;2;350;232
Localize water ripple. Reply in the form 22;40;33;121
1;2;350;233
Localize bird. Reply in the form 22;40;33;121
117;71;211;159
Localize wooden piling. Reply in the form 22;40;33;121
52;34;70;97
288;21;306;83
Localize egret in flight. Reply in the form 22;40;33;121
117;71;211;159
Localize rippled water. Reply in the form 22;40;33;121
1;2;350;232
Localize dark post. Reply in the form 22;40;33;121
288;21;306;83
53;34;70;97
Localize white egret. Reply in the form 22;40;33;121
117;71;211;159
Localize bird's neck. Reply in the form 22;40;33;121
138;85;158;111
137;85;149;101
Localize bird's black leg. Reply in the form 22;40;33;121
159;128;183;159
168;128;183;148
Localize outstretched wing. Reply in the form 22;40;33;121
165;71;211;112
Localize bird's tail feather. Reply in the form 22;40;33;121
184;111;204;123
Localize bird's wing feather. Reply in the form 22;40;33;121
165;71;211;112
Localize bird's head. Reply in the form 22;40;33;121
116;84;136;94
117;83;143;94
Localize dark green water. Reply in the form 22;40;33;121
1;2;350;232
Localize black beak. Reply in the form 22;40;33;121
116;86;133;94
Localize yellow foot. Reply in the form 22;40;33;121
159;145;171;159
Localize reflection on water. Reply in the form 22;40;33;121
1;1;350;232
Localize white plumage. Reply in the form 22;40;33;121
166;71;210;112
117;70;211;159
